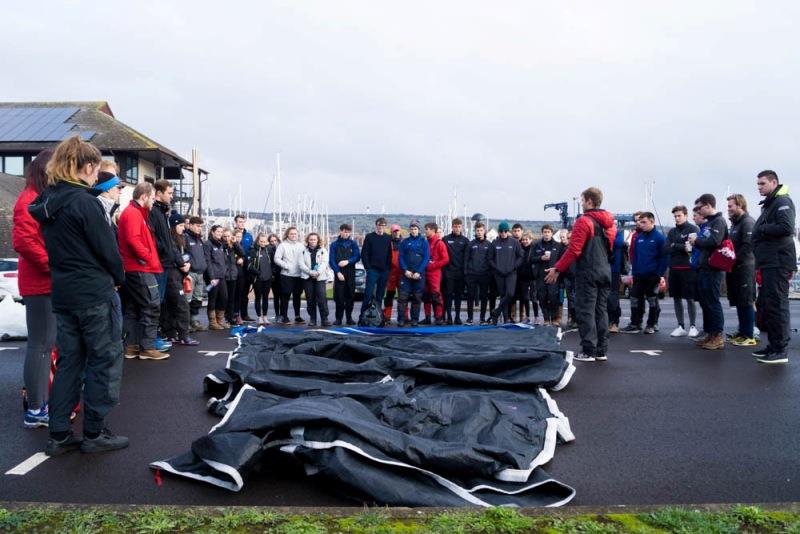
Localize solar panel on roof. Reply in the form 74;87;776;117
0;106;81;142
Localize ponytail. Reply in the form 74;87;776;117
45;135;102;185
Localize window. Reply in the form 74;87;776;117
120;154;138;184
1;156;24;176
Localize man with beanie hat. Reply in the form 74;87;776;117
397;220;430;326
422;222;449;325
92;164;124;233
185;216;208;332
488;221;523;324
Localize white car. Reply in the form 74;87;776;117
0;258;20;299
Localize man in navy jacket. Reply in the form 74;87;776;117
621;212;668;334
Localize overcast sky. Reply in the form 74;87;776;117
4;1;800;221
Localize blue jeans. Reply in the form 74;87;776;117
154;270;167;303
363;269;389;310
736;304;755;338
698;270;724;334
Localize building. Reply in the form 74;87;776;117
0;101;207;215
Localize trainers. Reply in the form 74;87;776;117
280;316;292;325
595;354;608;361
687;325;700;338
321;320;333;327
731;337;757;347
45;433;82;456
190;319;208;332
434;317;445;326
295;317;306;324
726;331;742;340
756;351;788;364
420;317;432;325
308;320;317;327
24;407;49;429
139;349;170;360
176;337;200;346
608;323;619;334
644;326;656;335
752;347;771;357
670;326;687;337
620;324;641;334
574;353;596;362
454;317;463;325
346;318;356;326
154;338;172;352
124;345;139;359
80;428;129;453
465;319;473;326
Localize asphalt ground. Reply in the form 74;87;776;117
0;299;798;507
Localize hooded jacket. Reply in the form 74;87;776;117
630;228;668;277
426;233;450;274
28;180;124;312
398;233;430;274
729;212;755;267
465;237;491;277
248;244;273;282
667;222;699;269
149;199;173;269
443;233;469;276
13;185;51;296
753;184;796;271
329;236;361;275
611;230;629;275
301;245;333;282
118;200;162;273
488;235;523;276
185;229;208;274
203;236;227;281
554;209;616;281
693;211;728;270
223;242;243;281
532;237;564;279
274;239;305;277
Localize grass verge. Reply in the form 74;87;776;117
0;504;798;533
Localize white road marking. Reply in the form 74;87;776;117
198;351;233;358
5;452;49;475
0;347;19;351
630;349;663;356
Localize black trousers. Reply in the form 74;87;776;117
443;273;465;319
515;276;533;319
758;267;792;352
607;272;622;325
536;280;560;321
50;296;123;435
334;272;356;321
253;278;274;317
493;272;517;321
207;279;228;312
304;279;329;322
280;276;303;318
239;273;253;318
270;275;282;318
122;272;160;350
575;275;611;357
163;268;190;340
466;274;490;321
630;274;661;327
225;279;238;321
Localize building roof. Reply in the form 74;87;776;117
0;172;25;258
0;101;191;168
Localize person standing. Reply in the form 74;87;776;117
382;224;405;323
267;234;283;321
274;227;306;324
533;225;564;325
545;188;616;362
301;232;333;327
725;194;757;347
422;222;450;325
203;225;229;330
666;206;700;338
621;212;668;335
248;234;273;325
607;226;629;333
329;223;360;325
29;136;128;455
688;194;729;350
360;218;392;313
13;149;55;429
752;170;796;364
234;215;255;321
465;222;492;325
162;213;198;345
222;229;243;326
488;221;523;324
397;221;430;327
118;183;168;360
185;217;208;332
149;180;175;352
514;231;536;323
442;218;470;324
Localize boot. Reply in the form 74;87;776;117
190;317;207;332
383;305;393;322
207;309;224;330
700;333;725;350
695;333;712;346
555;306;563;326
216;310;231;329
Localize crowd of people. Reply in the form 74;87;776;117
10;135;796;458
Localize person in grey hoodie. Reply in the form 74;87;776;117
274;226;306;324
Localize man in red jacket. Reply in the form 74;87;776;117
422;222;450;325
545;187;617;362
118;183;167;361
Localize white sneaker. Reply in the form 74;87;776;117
670;326;687;337
688;325;700;338
261;316;271;326
256;316;264;325
574;353;596;362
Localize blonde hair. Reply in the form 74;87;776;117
521;231;534;241
305;232;324;248
99;160;119;174
45;135;102;185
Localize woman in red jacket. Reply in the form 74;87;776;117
13;149;55;429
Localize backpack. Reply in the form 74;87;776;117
358;302;385;327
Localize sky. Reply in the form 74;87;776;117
4;1;800;221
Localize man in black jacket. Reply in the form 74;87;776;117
487;221;523;324
726;194;757;347
688;193;728;350
666;205;699;338
185;216;208;331
150;180;174;350
360;217;392;313
464;222;491;325
443;218;470;324
533;225;564;325
752;170;796;364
